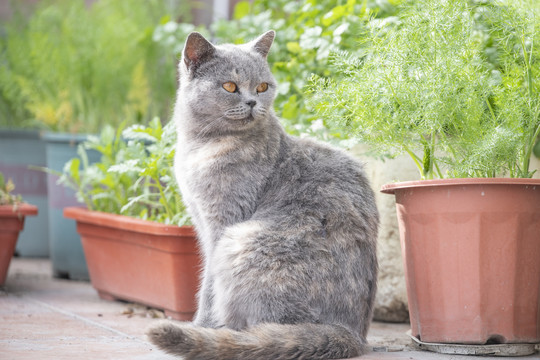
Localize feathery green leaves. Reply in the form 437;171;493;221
310;0;539;178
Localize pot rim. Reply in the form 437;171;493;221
0;204;38;217
0;128;43;139
381;177;540;194
41;131;90;144
63;206;195;237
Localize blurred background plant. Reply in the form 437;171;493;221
154;0;400;139
0;0;191;132
0;0;398;135
3;0;536;172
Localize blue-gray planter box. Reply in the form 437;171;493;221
0;129;49;257
44;132;98;280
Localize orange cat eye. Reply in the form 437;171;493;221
223;82;237;93
256;82;268;93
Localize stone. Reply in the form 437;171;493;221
350;146;419;323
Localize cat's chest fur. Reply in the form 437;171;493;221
175;134;275;245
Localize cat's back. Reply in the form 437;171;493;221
275;135;375;204
293;137;369;187
258;135;378;235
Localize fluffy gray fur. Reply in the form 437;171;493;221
147;30;379;359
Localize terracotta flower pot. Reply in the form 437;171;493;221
381;178;540;345
0;204;38;285
63;207;200;320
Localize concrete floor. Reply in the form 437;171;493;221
1;258;539;360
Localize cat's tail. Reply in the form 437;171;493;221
147;321;365;360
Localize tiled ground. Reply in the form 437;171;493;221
1;258;538;360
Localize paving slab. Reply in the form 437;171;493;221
1;258;538;360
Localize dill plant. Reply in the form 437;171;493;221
310;0;539;179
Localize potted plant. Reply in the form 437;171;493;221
58;118;199;320
0;0;185;279
0;172;38;286
311;0;540;353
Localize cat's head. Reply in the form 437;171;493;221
177;31;276;137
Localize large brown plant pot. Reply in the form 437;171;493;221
381;178;540;345
0;204;38;285
64;207;200;320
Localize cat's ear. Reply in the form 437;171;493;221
183;32;216;70
250;30;275;58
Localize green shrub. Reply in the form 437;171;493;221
153;0;399;138
220;0;401;137
0;0;185;132
50;118;190;225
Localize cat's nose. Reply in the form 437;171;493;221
246;100;256;108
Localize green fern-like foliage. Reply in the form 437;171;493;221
310;0;539;178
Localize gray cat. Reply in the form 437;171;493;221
147;30;379;359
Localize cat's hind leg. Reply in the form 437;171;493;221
149;218;366;359
210;219;329;330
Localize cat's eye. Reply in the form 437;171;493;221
223;82;237;93
256;82;269;93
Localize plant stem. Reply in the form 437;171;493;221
520;34;537;178
523;119;540;178
521;35;533;102
420;133;435;179
404;146;424;178
434;160;444;178
430;132;436;178
486;99;496;122
152;174;173;220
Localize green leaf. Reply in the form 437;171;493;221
422;144;432;179
534;139;540;158
66;158;81;184
123;125;158;143
100;125;115;149
286;41;302;54
234;1;251;20
109;160;144;174
299;26;323;49
282;94;299;120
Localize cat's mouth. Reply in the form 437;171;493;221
223;115;256;128
224;108;256;125
232;114;255;126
